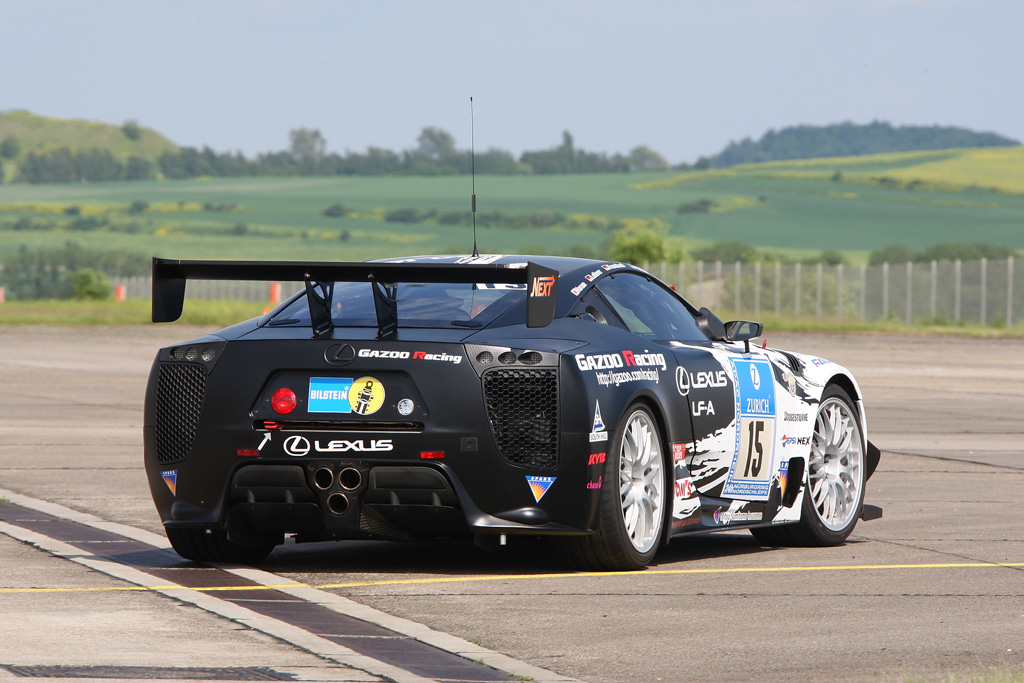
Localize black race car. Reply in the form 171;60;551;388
145;254;880;570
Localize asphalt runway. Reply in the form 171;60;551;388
1;326;1022;682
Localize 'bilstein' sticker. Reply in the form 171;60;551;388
308;376;385;415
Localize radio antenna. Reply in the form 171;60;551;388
470;96;479;257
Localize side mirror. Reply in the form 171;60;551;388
724;320;764;353
695;307;727;341
724;320;763;341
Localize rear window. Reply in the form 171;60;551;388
268;281;526;329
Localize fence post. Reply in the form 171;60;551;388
697;261;704;306
774;261;781;316
754;261;761;317
815;263;823;318
734;261;741;313
1008;256;1014;327
905;261;913;324
980;257;987;325
714;260;722;308
836;263;843;318
794;263;801;316
660;261;667;284
954;259;961;322
860;264;866;319
677;261;685;297
930;260;937;323
882;262;889;319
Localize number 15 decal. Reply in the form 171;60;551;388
740;419;772;479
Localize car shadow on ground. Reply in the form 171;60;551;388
248;530;786;577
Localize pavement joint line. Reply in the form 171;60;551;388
0;488;579;683
0;521;435;683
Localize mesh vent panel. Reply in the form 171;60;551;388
483;368;558;469
155;363;206;464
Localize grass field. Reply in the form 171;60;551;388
0;146;1022;268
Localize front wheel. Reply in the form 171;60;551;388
562;404;667;570
752;385;865;547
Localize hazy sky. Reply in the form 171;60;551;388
3;0;1021;164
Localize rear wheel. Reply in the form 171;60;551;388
166;527;275;564
752;385;865;547
563;405;667;570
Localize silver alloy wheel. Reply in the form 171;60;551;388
618;410;664;553
808;396;864;532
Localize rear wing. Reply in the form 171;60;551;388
152;257;559;338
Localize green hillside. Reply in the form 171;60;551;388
0;147;1021;272
0;110;179;159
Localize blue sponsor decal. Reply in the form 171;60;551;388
733;359;775;417
724;358;777;501
308;377;354;413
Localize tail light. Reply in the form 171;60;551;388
271;388;297;414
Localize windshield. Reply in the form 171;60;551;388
268;281;526;329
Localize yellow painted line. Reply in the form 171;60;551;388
3;563;1022;595
0;583;305;595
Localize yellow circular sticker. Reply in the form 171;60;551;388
349;376;385;415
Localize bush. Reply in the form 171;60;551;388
0;136;19;159
65;268;112;300
385;208;421;223
128;199;150;215
322;203;348;217
121;120;142;141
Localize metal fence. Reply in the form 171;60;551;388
109;257;1020;326
643;257;1019;326
110;277;298;305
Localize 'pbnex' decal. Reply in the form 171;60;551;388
723;358;776;500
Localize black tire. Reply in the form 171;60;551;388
562;404;667;571
751;385;866;547
166;527;275;564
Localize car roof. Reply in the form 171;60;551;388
371;254;645;282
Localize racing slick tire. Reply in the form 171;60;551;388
561;404;667;571
751;385;866;547
166;527;275;564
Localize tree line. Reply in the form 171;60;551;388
711;121;1019;167
3;127;670;184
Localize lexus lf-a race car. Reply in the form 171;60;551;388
144;254;881;570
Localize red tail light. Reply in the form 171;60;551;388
271;388;297;414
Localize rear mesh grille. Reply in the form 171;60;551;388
155;363;206;464
483;368;558;469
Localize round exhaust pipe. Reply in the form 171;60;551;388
326;492;350;515
338;467;362;491
313;467;335;490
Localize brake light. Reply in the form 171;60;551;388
271;388;297;414
420;451;445;460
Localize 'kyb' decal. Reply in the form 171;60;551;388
723;358;776;500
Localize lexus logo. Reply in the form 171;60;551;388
675;366;690;396
284;435;311;456
324;343;355;366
